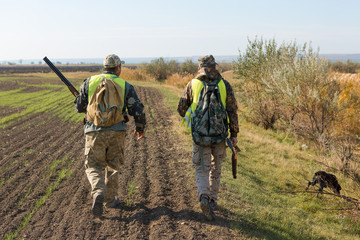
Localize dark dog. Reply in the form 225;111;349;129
306;171;341;195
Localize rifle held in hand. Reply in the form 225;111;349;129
226;138;240;179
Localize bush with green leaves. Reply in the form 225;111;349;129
180;59;198;75
142;57;179;80
233;37;344;147
233;37;300;129
330;60;360;73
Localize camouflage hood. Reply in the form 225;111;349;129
195;67;222;82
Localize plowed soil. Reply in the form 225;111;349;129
0;85;239;239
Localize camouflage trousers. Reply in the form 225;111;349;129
192;141;227;201
84;130;125;207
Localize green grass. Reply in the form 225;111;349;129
0;74;84;128
16;187;32;207
2;157;75;240
139;80;360;240
22;149;33;156
0;159;18;174
2;73;359;239
4;168;73;240
126;179;139;206
218;121;360;239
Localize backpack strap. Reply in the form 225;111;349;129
197;80;207;103
215;79;225;108
100;74;118;81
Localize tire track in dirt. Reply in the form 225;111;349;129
0;85;240;239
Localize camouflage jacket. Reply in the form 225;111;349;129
74;71;146;133
177;67;239;137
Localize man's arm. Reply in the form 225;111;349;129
74;78;89;113
177;81;193;117
124;83;146;133
224;80;239;138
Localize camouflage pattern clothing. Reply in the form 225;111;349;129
192;141;226;201
177;56;239;208
75;71;146;134
177;68;239;138
74;70;146;208
85;130;125;207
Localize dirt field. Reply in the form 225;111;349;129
0;84;240;239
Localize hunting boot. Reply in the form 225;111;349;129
92;192;104;217
200;194;215;221
209;199;217;219
209;199;217;211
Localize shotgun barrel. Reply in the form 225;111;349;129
226;138;238;179
43;56;79;97
232;148;237;179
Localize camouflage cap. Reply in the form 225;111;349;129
103;54;122;68
198;55;217;68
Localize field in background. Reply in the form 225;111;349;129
1;71;359;239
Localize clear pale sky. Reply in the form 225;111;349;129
1;0;359;60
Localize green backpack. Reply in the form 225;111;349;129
191;79;228;146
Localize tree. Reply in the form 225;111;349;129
144;57;179;80
233;37;344;148
180;59;197;75
233;37;298;129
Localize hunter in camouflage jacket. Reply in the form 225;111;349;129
177;66;239;138
74;70;146;134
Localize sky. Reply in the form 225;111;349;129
1;0;360;61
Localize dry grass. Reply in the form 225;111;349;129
221;70;237;83
164;69;241;89
120;68;154;82
330;72;360;140
165;73;195;88
56;68;155;82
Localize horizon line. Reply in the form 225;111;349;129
2;53;360;61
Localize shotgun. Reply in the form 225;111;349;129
43;56;79;97
43;56;130;123
226;138;240;179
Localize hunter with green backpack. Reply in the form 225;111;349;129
178;55;239;221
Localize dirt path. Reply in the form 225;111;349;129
0;86;239;239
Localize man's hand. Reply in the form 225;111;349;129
230;137;238;146
134;130;144;141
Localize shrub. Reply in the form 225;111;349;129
234;37;341;146
330;60;360;73
142;57;179;81
165;73;195;88
180;59;198;75
120;67;152;81
334;73;360;136
330;73;360;172
233;37;300;129
233;37;360;177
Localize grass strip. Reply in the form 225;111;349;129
3;168;73;240
139;80;360;239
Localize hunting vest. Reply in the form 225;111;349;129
88;73;126;105
181;78;227;129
